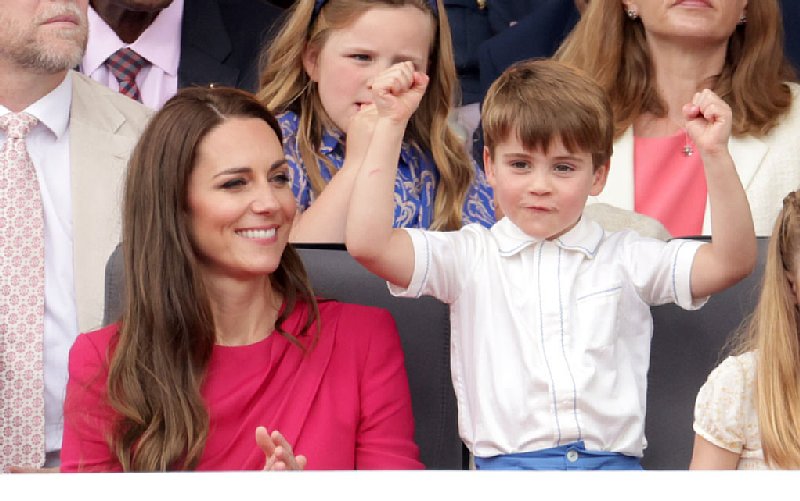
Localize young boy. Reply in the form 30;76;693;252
345;60;756;469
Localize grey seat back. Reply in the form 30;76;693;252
643;237;768;469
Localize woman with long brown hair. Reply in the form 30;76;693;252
59;87;422;471
557;0;799;237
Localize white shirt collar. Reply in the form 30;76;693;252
0;72;72;140
491;215;605;259
84;0;183;77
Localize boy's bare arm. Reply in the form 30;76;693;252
685;90;757;299
345;63;428;288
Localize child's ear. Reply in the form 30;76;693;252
483;146;497;186
302;44;320;82
589;161;610;196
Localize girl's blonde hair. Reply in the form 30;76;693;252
732;190;800;469
257;0;473;230
556;0;795;139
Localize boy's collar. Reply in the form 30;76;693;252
491;216;604;258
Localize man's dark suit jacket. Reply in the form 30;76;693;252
477;0;579;99
179;0;285;93
781;0;800;75
445;0;537;105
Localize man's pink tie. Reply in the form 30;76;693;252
0;112;46;470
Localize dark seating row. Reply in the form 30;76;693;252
103;237;769;469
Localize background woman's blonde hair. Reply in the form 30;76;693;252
731;190;800;468
556;0;795;139
257;0;473;231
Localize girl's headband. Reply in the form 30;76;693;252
311;0;440;22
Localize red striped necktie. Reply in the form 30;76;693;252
105;47;150;102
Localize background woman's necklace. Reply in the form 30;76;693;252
681;130;694;157
636;114;695;156
666;115;694;157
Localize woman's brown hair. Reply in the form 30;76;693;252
556;0;795;139
110;86;320;471
257;0;473;230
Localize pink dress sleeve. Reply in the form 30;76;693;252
60;328;123;472
349;308;424;469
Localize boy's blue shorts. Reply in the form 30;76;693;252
473;441;643;470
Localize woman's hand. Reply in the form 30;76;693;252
683;89;733;158
369;61;429;125
255;426;307;471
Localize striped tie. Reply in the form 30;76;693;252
105;47;149;102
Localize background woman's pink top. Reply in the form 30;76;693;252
60;301;423;471
634;132;707;237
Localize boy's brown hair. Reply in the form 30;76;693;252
482;59;613;170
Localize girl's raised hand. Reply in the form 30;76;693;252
683;89;733;158
256;426;307;471
369;61;429;125
346;103;378;161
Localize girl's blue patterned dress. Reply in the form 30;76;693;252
279;111;495;229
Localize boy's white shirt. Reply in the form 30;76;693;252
389;216;706;458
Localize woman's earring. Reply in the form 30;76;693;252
627;8;639;20
738;13;747;25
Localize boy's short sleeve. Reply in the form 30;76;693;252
388;227;482;304
622;235;707;310
693;353;755;454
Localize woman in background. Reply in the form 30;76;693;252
557;0;799;237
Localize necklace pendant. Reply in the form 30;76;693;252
683;145;694;157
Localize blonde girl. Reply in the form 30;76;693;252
692;190;800;469
258;0;494;242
